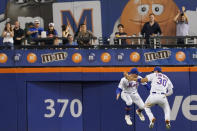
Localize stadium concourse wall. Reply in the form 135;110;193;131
0;66;197;131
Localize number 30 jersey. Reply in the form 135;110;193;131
146;73;173;93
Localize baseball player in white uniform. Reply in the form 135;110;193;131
125;66;173;129
116;68;152;125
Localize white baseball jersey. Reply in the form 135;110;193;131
118;76;147;109
145;73;174;122
118;76;144;94
146;72;173;94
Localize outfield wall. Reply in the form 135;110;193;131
0;67;197;131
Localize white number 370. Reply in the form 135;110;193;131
44;99;82;118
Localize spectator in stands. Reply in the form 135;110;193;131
1;22;14;49
66;34;78;46
75;24;96;46
47;23;58;37
74;24;83;39
114;24;127;45
62;24;70;44
53;37;61;46
13;21;24;48
174;6;189;45
27;19;44;39
24;22;34;45
141;13;162;45
46;22;58;45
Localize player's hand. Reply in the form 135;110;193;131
124;72;128;77
116;93;120;100
16;37;21;40
182;6;186;12
145;103;153;108
124;72;131;81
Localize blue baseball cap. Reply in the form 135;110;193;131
154;66;162;72
129;68;140;75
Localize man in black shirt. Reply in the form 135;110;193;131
115;24;127;45
13;21;24;48
141;14;162;45
75;24;96;46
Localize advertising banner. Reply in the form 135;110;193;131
0;48;196;67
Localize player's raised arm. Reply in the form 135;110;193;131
137;77;148;83
123;72;131;80
124;71;148;83
126;75;148;83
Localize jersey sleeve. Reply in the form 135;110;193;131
118;78;125;90
116;78;125;95
138;76;147;85
165;79;173;96
38;28;44;35
146;73;154;82
138;76;151;90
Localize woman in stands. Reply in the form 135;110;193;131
62;24;70;44
1;22;14;49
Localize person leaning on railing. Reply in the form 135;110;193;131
75;24;96;46
13;21;24;49
66;34;78;46
27;20;44;45
46;22;58;45
24;22;34;45
174;6;189;45
141;13;162;45
114;24;128;45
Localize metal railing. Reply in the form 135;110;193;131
0;36;197;49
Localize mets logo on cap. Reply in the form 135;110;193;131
130;52;140;62
27;53;37;63
72;53;82;63
0;53;8;63
175;51;186;62
101;52;111;63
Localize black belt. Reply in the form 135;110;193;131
152;92;165;95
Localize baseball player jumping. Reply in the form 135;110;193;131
116;68;152;126
124;66;173;129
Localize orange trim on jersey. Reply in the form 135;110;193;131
0;67;196;74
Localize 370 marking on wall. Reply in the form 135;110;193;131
44;99;82;118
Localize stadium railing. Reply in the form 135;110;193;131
0;36;197;49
